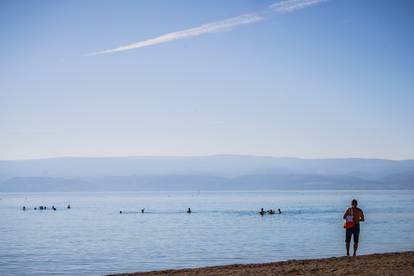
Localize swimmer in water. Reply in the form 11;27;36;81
187;208;192;214
259;208;265;216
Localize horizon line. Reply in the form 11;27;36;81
1;154;413;162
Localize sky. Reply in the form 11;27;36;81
0;0;413;160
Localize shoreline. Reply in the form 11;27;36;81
108;251;414;275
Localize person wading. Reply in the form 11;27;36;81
343;199;365;256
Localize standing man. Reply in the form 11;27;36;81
343;199;365;256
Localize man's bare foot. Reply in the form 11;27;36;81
347;252;350;256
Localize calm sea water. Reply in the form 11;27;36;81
1;190;413;275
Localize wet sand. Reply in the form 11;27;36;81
109;251;414;276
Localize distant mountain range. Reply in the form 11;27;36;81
0;155;413;191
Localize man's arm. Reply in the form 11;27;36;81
343;208;349;219
360;209;365;222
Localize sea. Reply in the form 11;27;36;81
1;190;413;275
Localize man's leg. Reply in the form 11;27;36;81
353;225;360;256
353;242;358;256
345;228;352;256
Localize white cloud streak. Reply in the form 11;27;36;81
87;0;327;56
270;0;326;13
86;13;263;56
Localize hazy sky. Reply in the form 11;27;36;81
1;0;413;160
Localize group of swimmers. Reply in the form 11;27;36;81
22;204;71;211
119;207;281;215
259;208;281;215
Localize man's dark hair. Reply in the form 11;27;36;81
352;199;358;206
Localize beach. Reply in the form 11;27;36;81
109;251;414;276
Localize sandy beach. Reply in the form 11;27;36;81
109;251;414;276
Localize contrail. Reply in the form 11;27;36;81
86;0;327;56
270;0;326;12
86;13;263;56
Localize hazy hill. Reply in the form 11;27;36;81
0;155;413;191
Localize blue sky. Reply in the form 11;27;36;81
1;0;413;160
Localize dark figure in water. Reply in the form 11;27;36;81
67;204;71;209
187;208;192;214
119;210;122;214
259;208;265;216
39;206;43;210
343;199;365;256
268;209;275;215
22;206;26;211
34;207;37;210
141;208;145;213
278;208;282;214
52;206;56;211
